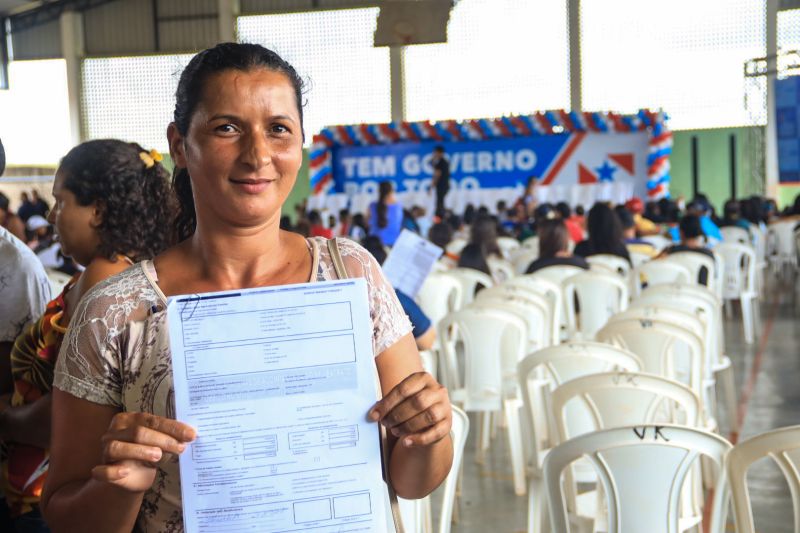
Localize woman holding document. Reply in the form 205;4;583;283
42;43;453;532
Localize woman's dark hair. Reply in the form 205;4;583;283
351;213;367;230
586;202;624;252
361;235;387;265
679;214;704;240
428;222;453;249
555;202;571;219
172;42;305;240
0;192;9;214
470;214;501;256
538;218;569;258
722;200;741;226
614;205;635;231
307;210;322;225
59;139;175;262
376;181;393;229
740;197;763;225
463;204;476;225
457;243;491;276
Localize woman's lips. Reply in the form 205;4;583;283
230;178;273;194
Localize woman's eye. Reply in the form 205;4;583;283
271;124;290;134
216;124;238;134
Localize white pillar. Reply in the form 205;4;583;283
390;46;405;122
765;0;779;199
60;10;84;145
568;0;582;112
218;0;239;43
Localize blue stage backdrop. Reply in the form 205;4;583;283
777;76;800;184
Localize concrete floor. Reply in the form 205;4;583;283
425;275;800;533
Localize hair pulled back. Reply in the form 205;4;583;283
59;139;175;262
376;181;393;229
172;42;305;240
586;202;624;252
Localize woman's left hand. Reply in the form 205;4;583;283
368;372;451;448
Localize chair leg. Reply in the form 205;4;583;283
476;412;491;464
527;475;547;533
741;297;754;345
724;299;733;318
717;363;739;434
504;399;527;496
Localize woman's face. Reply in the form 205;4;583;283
169;68;303;230
49;170;101;266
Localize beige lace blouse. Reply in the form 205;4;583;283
53;237;412;533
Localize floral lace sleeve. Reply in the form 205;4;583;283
53;266;157;407
316;237;413;356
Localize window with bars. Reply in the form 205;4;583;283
403;0;570;123
0;60;71;165
237;8;391;140
82;54;193;151
580;0;767;130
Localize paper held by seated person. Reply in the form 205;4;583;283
382;229;443;298
168;278;389;533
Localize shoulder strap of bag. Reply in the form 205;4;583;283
325;238;405;533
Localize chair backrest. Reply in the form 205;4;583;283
667;251;716;289
446;237;468;256
487;256;514;283
512;248;540;275
521;235;540;251
417;272;463;322
563;270;628;340
638;283;724;372
551;372;700;444
629;251;652;270
587;254;631;278
714;242;757;298
505;275;564;344
634;259;692;296
439;306;527;411
475;290;553;350
529;264;587;287
447;267;494;308
720;226;751;245
497;236;521;259
641;234;673;252
768;220;798;261
750;224;767;263
544;425;731;533
437;405;470;533
517;342;642;459
726;425;800;533
596;319;704;398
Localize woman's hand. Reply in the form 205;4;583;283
369;372;451;448
92;412;196;493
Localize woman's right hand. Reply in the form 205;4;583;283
91;412;196;493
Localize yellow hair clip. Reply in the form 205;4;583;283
139;149;163;169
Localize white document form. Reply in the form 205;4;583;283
382;229;443;298
168;279;389;533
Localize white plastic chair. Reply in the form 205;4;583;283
530;265;587;340
446;237;468;257
715;242;759;344
475;290;553;351
487;256;514;283
637;284;738;434
549;373;704;532
596;319;704;405
726;425;800;533
517;342;642;533
641;234;674;252
563;270;628;340
544;425;730;533
505;275;564;346
667;251;717;291
438;306;528;495
586;254;631;278
513;248;541;275
721;226;751;245
633;259;692;297
768;220;799;277
497;236;521;259
522;235;540;251
399;405;470;533
418;272;463;319
628;251;651;270
447;268;494;308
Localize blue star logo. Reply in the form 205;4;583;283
595;160;617;182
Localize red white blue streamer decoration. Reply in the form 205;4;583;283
310;109;672;199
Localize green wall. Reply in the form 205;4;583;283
670;127;762;211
